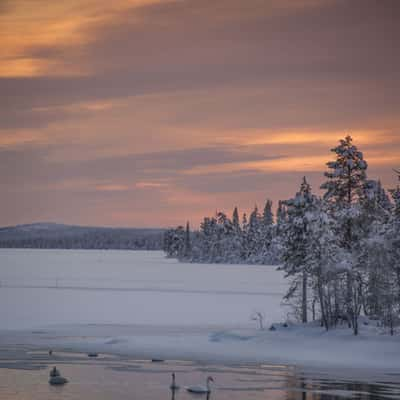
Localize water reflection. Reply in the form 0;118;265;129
171;390;211;400
0;350;398;400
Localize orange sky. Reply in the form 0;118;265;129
1;0;399;227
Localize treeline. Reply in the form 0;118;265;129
164;136;400;335
0;223;165;250
163;200;282;264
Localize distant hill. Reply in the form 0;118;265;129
0;223;165;250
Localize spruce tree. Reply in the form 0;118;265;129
305;201;342;330
247;205;263;262
321;135;368;335
321;135;367;210
262;199;274;226
232;207;240;231
389;169;400;219
260;199;275;263
282;177;318;323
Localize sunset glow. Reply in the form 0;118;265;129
1;0;399;227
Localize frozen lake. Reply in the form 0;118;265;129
1;249;399;373
0;249;286;330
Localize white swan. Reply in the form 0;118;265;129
49;366;60;378
49;366;68;385
170;373;180;390
186;376;214;393
49;376;68;385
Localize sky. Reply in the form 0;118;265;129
1;0;399;228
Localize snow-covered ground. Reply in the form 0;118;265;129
0;249;399;371
0;249;286;329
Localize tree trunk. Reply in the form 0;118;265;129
353;317;358;336
312;297;316;322
302;271;308;323
318;278;328;330
333;279;339;327
346;271;353;328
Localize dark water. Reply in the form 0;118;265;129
0;348;399;400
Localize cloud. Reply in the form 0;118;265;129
0;0;399;226
0;143;285;187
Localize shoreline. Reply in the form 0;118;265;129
1;321;399;375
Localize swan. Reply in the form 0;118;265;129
49;366;60;377
186;376;214;394
170;373;180;390
49;366;68;385
49;376;68;385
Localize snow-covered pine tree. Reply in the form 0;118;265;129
389;169;400;219
231;207;243;262
163;226;185;258
260;199;275;263
321;135;368;209
216;211;240;262
305;200;344;330
383;170;400;327
360;179;393;319
361;222;396;330
362;170;400;333
276;200;287;234
281;177;318;323
246;205;263;262
196;216;217;262
320;135;368;335
362;179;392;227
232;207;240;232
262;199;274;226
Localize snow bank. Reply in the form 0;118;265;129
1;320;399;372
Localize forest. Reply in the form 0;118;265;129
164;136;400;335
0;223;164;250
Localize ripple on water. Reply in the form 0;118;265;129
0;350;399;400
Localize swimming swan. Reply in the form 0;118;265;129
186;376;214;393
49;376;68;385
49;366;68;385
49;366;60;377
170;373;180;390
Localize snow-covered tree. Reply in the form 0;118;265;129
232;207;240;232
321;135;369;335
389;169;400;219
163;226;185;258
244;205;263;262
362;179;392;228
321;135;367;208
262;199;274;226
305;203;344;330
259;199;277;263
382;170;400;327
281;177;318;323
216;211;241;262
276;200;287;235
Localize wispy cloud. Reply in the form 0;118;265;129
0;0;399;226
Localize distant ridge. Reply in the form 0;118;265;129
0;222;165;250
